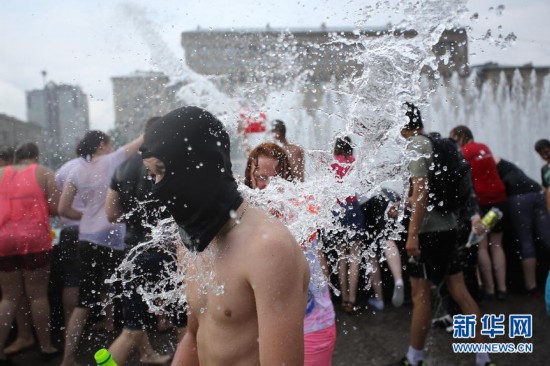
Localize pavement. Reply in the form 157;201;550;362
5;290;549;365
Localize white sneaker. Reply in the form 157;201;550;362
392;283;404;307
367;298;385;310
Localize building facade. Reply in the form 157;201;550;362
181;27;468;86
0;114;44;159
26;82;89;165
112;71;180;142
179;27;468;113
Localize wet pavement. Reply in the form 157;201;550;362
6;291;549;365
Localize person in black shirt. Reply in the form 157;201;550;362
105;117;186;365
496;156;550;295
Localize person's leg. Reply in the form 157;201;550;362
533;191;550;255
0;270;25;359
368;257;383;301
446;272;492;366
508;194;538;291
22;265;57;353
404;277;432;365
138;333;172;364
383;240;403;282
521;258;538;292
367;257;384;310
347;240;361;306
61;241;102;366
109;329;144;365
487;232;507;294
62;287;79;328
383;240;404;307
337;245;349;305
477;237;495;295
60;307;89;366
409;278;432;350
4;298;35;354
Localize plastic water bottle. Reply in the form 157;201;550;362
95;349;117;366
465;207;503;248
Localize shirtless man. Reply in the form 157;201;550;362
272;119;305;181
140;106;309;366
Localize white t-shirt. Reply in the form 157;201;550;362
66;148;127;250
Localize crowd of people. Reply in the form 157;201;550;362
0;104;549;366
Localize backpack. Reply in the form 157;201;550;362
424;134;472;213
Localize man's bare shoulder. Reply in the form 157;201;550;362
235;206;307;275
241;207;299;251
284;144;304;156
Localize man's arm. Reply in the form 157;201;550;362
171;311;199;366
545;188;550;213
406;176;428;257
248;228;309;366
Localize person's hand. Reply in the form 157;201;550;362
470;214;486;234
406;235;421;257
387;202;400;219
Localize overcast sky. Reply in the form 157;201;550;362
1;0;549;131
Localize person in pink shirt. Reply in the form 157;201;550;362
330;136;365;313
0;143;61;365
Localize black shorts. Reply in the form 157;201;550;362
52;226;81;287
408;230;460;285
122;251;187;330
0;250;52;272
77;241;124;309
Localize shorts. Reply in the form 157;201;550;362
123;251;187;330
0;250;52;272
304;323;336;366
480;201;508;234
408;230;459;285
77;241;124;309
52;226;81;287
332;201;366;241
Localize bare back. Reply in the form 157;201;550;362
182;205;309;365
282;143;305;182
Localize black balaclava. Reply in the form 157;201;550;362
140;106;243;252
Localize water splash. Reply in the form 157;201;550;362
107;0;539;315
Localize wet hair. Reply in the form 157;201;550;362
244;142;292;188
334;136;353;157
76;130;110;160
534;139;550;153
0;146;14;165
14;142;39;163
450;125;474;143
271;120;286;137
403;102;423;130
